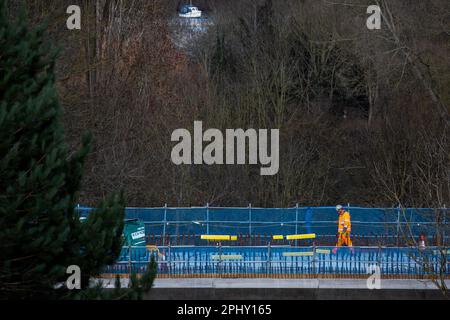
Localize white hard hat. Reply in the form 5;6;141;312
336;205;343;211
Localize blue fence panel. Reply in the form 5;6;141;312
250;208;297;234
208;207;250;234
76;205;448;239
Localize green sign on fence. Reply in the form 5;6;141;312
123;219;146;246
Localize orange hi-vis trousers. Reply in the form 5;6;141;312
336;210;352;247
336;232;353;247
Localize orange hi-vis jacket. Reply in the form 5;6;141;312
338;211;351;233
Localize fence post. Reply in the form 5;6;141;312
443;204;446;247
396;204;401;247
295;203;299;247
267;241;271;276
206;203;210;235
249;203;252;246
312;242;317;277
377;246;382;275
168;243;172;278
218;242;222;277
163;203;167;246
128;245;132;276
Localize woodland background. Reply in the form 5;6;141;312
7;0;449;208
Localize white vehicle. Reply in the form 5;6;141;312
179;5;202;18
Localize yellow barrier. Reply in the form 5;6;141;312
211;254;243;260
315;249;331;254
273;235;284;240
282;251;315;257
145;245;163;257
286;233;316;240
201;235;237;241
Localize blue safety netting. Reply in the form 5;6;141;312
76;205;448;237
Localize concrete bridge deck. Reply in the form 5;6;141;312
99;278;449;300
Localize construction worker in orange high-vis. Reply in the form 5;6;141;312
335;205;352;247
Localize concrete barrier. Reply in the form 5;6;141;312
144;287;446;300
99;278;448;300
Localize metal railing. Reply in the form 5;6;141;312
103;245;450;279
